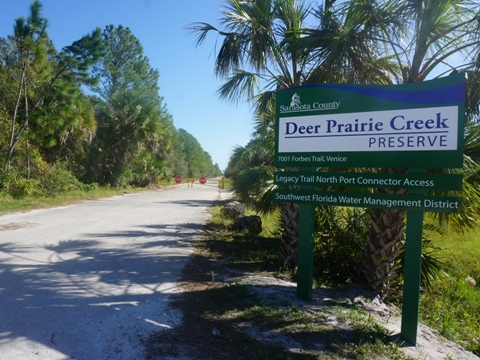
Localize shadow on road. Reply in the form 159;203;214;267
0;222;202;359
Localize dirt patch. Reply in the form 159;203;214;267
0;222;40;231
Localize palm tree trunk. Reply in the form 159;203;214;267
279;202;300;269
364;207;405;297
279;166;301;269
363;168;407;298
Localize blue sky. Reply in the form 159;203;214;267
1;0;254;171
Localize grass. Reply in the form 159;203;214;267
0;186;148;215
145;200;412;359
420;218;480;355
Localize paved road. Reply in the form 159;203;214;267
0;182;229;359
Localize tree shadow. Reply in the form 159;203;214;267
0;222;202;359
145;244;404;360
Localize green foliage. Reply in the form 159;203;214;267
39;162;84;196
8;177;40;199
1;3;216;190
227;117;276;213
419;225;449;288
232;165;277;214
173;128;221;178
313;207;369;282
225;118;275;179
0;1;103;191
81;182;98;191
0;185;126;215
5;161;87;198
418;219;480;355
213;0;480;296
127;150;168;186
87;24;176;186
422;276;480;355
3;3;102;160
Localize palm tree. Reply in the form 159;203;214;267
190;0;316;268
357;0;480;296
190;0;398;269
276;0;403;293
297;0;400;85
290;0;480;297
228;112;277;214
192;0;480;288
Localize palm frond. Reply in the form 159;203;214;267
232;165;278;214
187;22;220;47
216;69;260;103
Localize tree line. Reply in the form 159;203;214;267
193;0;480;297
0;1;221;197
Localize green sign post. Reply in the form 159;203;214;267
402;168;425;345
273;74;465;346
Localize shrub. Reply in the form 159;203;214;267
81;182;98;191
8;177;40;198
313;206;369;282
39;162;83;196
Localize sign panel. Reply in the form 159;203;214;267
274;171;463;191
275;74;465;168
273;189;462;213
278;106;458;153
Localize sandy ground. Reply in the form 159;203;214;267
233;274;479;360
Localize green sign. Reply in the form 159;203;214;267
274;171;463;191
274;76;466;346
273;189;462;213
275;74;465;168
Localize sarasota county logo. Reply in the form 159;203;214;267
280;92;341;113
290;93;301;107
